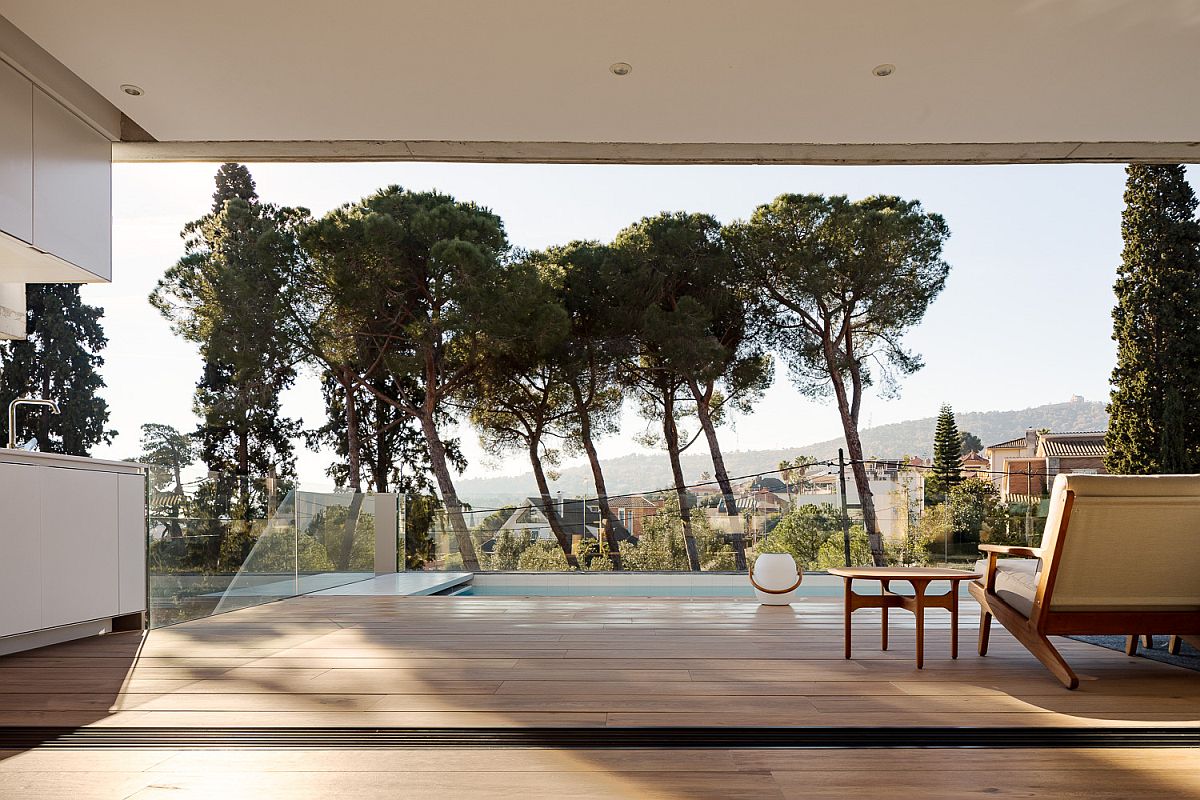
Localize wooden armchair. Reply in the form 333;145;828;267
969;473;1200;689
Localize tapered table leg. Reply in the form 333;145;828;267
880;579;890;651
843;578;853;660
950;581;959;659
913;579;927;670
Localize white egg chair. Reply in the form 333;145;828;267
749;553;802;605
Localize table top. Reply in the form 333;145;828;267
827;566;982;580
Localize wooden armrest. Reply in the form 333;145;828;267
978;544;1041;558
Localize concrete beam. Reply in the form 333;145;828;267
113;139;1200;165
0;14;123;141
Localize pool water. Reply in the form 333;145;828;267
458;584;754;597
456;575;968;599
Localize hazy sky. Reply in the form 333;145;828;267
84;161;1192;485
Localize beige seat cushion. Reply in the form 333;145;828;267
975;558;1040;619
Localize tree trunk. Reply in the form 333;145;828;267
840;416;883;565
236;426;250;523
689;380;747;570
337;368;363;570
342;367;363;494
529;443;581;569
821;332;884;566
416;409;479;570
372;391;389;493
36;370;51;452
663;392;701;571
570;382;623;569
334;492;364;570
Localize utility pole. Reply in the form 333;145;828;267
1025;464;1034;546
838;448;852;567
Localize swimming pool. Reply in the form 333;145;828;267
458;573;856;598
457;584;759;597
458;573;968;598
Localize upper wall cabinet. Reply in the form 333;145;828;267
0;59;112;284
32;87;111;281
0;59;33;244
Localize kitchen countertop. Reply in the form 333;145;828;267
0;447;147;473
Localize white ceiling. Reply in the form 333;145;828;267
2;1;1200;149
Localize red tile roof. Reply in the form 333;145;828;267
1040;433;1106;458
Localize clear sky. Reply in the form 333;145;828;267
84;161;1188;484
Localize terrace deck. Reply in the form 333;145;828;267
1;594;1198;798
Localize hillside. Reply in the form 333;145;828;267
455;399;1108;510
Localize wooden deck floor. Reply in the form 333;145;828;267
2;594;1199;798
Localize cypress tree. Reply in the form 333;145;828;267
151;164;306;510
1106;165;1200;474
926;403;962;502
0;284;114;455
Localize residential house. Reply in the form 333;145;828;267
985;429;1040;486
494;496;601;547
986;429;1108;501
1038;431;1107;477
607;494;658;538
960;450;990;479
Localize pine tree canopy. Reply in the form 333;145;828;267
1106;164;1200;474
212;162;257;213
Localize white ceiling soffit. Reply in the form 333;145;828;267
2;1;1199;164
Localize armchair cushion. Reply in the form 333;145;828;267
975;557;1040;619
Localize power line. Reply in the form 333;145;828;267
152;456;1062;520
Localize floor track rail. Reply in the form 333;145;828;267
1;726;1196;750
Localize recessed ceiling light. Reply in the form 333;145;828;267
120;84;144;96
871;64;895;78
609;62;632;76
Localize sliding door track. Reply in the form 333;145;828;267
1;726;1197;750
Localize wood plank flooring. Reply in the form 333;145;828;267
1;594;1198;798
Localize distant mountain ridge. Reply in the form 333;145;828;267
456;399;1108;510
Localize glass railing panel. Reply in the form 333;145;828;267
147;466;401;627
406;460;1053;573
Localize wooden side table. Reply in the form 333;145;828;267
827;567;982;669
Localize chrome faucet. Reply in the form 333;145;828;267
6;397;60;450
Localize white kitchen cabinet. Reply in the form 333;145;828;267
117;472;146;615
39;466;120;628
0;59;34;244
0;462;42;637
0;452;145;654
32;87;112;280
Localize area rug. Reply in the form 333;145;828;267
1070;635;1200;672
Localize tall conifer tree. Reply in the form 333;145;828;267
926;403;962;501
1107;165;1200;474
151;164;305;509
0;284;114;454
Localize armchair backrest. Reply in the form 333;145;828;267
1040;473;1200;611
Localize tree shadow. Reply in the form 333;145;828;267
1;594;1198;797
